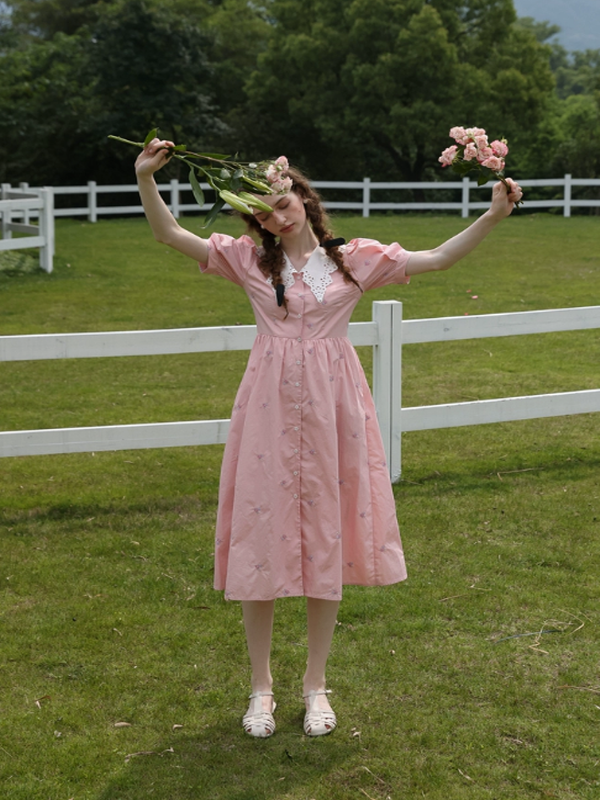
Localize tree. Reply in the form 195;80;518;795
85;0;228;183
553;94;600;178
4;0;106;39
243;0;555;181
0;0;228;185
0;32;94;184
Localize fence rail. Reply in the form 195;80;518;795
2;302;599;481
2;175;599;222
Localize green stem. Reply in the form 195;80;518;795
107;135;144;147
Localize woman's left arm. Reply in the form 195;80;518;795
405;181;521;276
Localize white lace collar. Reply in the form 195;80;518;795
266;246;338;303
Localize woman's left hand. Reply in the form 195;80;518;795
490;178;523;219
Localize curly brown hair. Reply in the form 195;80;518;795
241;166;361;316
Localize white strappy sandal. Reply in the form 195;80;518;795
242;691;276;738
303;689;337;736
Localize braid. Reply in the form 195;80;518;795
245;215;289;316
241;163;362;315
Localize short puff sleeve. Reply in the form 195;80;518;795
198;233;258;287
343;238;411;292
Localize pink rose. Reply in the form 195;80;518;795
491;140;509;158
463;143;478;161
439;145;458;166
467;127;487;139
505;177;523;202
481;156;505;171
449;126;469;145
476;146;493;163
274;155;289;169
266;164;279;181
474;134;490;151
270;176;293;195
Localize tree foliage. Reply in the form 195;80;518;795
0;0;228;184
243;0;555;180
1;0;599;186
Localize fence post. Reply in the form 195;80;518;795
362;177;371;218
88;180;97;223
372;300;403;481
1;183;12;240
564;174;572;218
19;182;30;224
38;188;55;273
461;177;470;218
170;178;180;219
389;300;403;482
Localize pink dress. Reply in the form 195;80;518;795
200;234;411;601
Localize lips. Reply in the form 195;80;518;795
280;223;294;234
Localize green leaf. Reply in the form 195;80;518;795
202;197;226;228
477;172;490;186
189;169;205;208
201;166;228;178
144;128;158;147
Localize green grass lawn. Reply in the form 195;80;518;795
1;212;599;800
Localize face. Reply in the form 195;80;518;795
253;190;307;239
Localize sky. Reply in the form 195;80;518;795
512;0;600;52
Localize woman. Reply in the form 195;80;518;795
135;139;522;738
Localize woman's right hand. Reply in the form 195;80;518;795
135;138;175;177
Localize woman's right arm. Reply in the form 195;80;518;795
135;138;209;264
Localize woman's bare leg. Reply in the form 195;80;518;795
242;600;275;712
303;598;340;711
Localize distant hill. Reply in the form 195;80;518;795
512;0;600;52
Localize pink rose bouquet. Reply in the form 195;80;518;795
439;127;523;206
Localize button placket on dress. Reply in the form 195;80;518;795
286;278;305;592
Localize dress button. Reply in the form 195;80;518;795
294;404;300;410
293;448;298;454
297;337;302;342
293;471;298;476
294;382;300;386
296;360;302;365
293;493;298;499
297;313;302;318
294;426;299;431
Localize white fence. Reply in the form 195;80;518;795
2;301;599;481
5;175;600;221
0;185;55;272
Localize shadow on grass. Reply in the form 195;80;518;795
1;495;212;528
396;449;600;495
96;718;355;800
